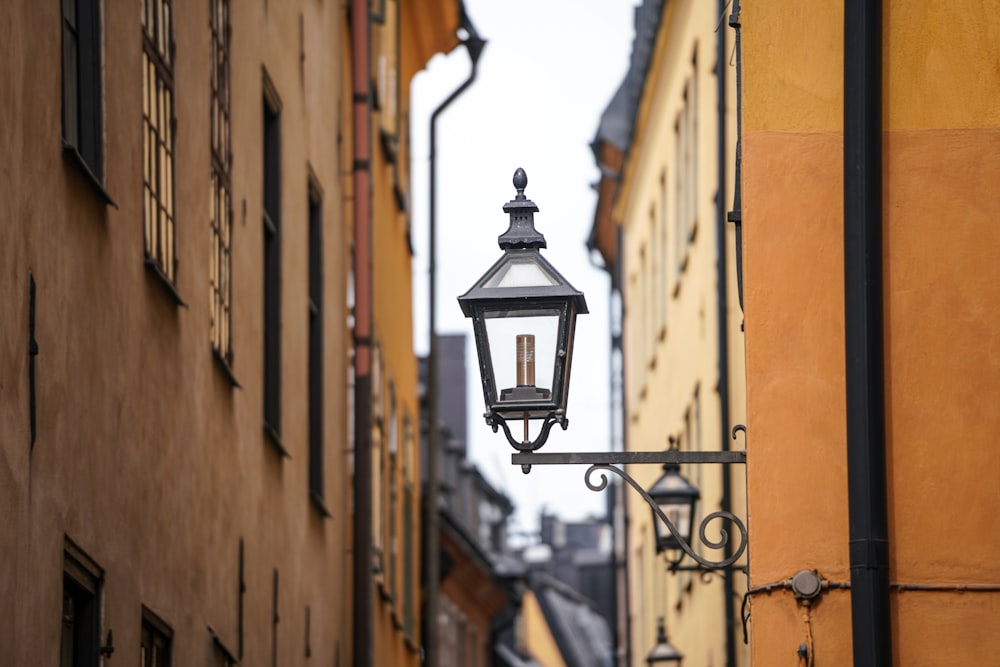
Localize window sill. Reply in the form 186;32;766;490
212;348;241;388
264;423;289;458
62;142;117;208
309;490;331;518
144;259;188;307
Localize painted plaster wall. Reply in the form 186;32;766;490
371;3;418;664
521;590;569;667
742;0;1000;664
0;1;435;665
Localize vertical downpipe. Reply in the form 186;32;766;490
351;1;374;665
844;1;892;665
616;225;632;667
426;15;483;665
715;2;736;665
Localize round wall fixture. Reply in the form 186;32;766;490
791;569;823;600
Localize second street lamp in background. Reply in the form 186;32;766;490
645;617;684;666
647;458;700;555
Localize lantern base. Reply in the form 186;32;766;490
499;385;551;402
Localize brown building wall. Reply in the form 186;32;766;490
0;0;433;664
741;1;1000;664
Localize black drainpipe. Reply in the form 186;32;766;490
425;10;485;666
844;1;891;665
715;1;736;665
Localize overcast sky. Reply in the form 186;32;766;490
410;0;640;537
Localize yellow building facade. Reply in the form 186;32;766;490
0;1;459;665
591;0;747;664
741;0;1000;664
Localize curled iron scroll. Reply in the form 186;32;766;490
584;463;748;570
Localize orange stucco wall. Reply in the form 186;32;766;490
743;0;1000;664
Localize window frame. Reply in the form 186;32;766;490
62;0;112;206
210;0;235;376
262;72;284;452
62;538;104;667
140;606;173;667
308;178;329;514
142;0;180;293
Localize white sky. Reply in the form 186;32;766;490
410;0;639;537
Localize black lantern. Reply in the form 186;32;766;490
647;462;700;554
458;168;588;451
645;617;683;666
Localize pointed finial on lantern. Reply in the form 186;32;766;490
513;167;528;199
499;168;546;249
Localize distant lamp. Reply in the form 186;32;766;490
646;617;683;666
459;168;588;452
647;459;700;554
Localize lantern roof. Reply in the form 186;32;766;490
645;618;684;665
648;462;700;502
458;169;589;316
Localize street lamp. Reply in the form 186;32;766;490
648;460;699;555
459;169;747;571
645;617;683;666
458;168;588;452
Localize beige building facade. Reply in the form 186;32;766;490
590;0;747;664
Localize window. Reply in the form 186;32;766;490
674;117;685;280
62;540;103;667
212;639;237;667
262;76;283;447
688;48;699;240
387;386;398;602
649;206;659;346
61;0;104;182
402;414;415;637
209;622;238;666
371;344;384;575
308;181;327;507
143;0;177;284
658;170;668;331
673;48;699;287
640;245;649;369
270;570;279;667
210;0;233;367
140;608;172;667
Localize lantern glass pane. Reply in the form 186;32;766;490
484;308;559;401
655;502;691;546
483;256;560;289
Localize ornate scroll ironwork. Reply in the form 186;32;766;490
512;449;748;571
487;411;567;452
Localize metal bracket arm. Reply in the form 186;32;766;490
511;450;746;466
511;449;748;571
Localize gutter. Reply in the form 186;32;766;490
843;1;892;665
715;2;737;666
